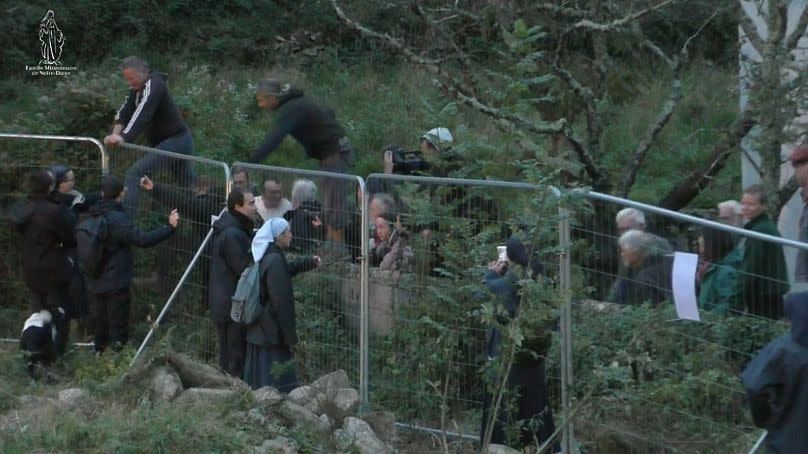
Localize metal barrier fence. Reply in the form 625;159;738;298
566;189;805;453
0;133;106;341
2;133;801;453
107;143;230;362
229;162;368;396
363;173;570;448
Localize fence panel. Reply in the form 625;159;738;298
566;190;802;453
107;143;229;361
230;162;367;392
0;133;105;341
364;173;564;443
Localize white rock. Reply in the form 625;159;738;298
149;366;184;402
174;388;236;407
318;413;334;430
363;411;397;443
337;416;390;454
332;388;359;418
310;370;350;394
247;407;267;425
253;436;298;454
57;388;90;409
277;400;330;433
487;444;522;454
253;386;283;405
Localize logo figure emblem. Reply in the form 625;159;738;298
39;10;64;65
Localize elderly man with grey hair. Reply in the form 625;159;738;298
717;200;744;227
609;229;674;305
616;208;646;234
282;179;324;253
249;78;353;234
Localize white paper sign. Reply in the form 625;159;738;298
671;252;700;321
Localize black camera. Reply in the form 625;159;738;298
384;145;430;175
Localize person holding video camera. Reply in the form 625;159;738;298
382;127;456;177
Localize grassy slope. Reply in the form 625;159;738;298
1;58;739;206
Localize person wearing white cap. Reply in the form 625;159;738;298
420;127;453;158
243;218;321;391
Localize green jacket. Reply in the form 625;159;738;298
739;214;789;306
699;247;742;315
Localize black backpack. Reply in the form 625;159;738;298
75;214;108;277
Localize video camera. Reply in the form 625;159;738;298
384;145;430;175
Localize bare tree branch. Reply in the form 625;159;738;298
620;11;717;197
534;2;590;18
785;3;808;51
331;0;567;137
331;0;441;66
778;177;800;213
620;77;683;198
739;12;766;55
569;0;679;32
657;114;755;211
562;130;608;191
411;0;471;67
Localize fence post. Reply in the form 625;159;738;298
558;205;575;453
359;180;370;412
130;215;222;367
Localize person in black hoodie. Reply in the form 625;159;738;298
10;170;74;355
208;188;258;377
84;176;178;352
249;79;352;233
103;56;194;219
742;291;808;453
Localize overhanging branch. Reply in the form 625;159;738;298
331;0;567;138
657;115;755;211
569;0;679;32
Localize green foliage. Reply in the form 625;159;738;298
562;302;786;452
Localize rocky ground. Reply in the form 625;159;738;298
1;350;515;453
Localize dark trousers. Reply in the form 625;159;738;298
480;359;558;450
91;287;131;352
216;321;246;377
124;132;194;219
747;293;784;320
319;144;353;230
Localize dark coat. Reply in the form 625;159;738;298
246;244;316;348
249;91;346;162
11;195;76;294
150;184;224;228
740;214;789;318
613;254;673;305
483;269;520;359
742;292;808;454
283;201;324;253
84;199;175;294
208;210;254;323
114;71;189;146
